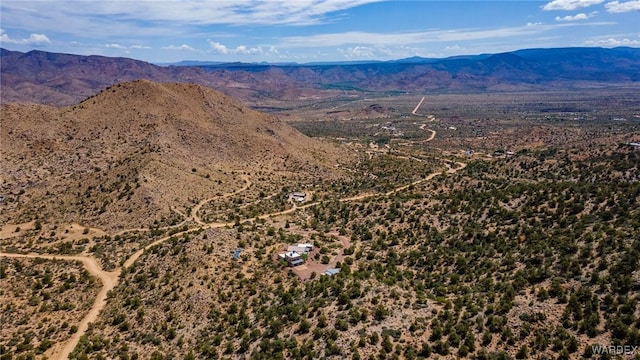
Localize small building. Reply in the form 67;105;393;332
289;192;307;202
324;268;340;276
289;258;304;266
287;245;309;254
628;142;640;148
297;243;314;252
233;248;243;260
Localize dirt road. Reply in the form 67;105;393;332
0;122;468;359
191;174;251;225
337;160;466;202
0;253;119;360
423;128;436;142
412;96;426;115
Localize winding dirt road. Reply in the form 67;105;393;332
0;175;250;360
191;174;252;225
0;105;466;359
423;128;436;142
0;253;119;360
113;207;190;237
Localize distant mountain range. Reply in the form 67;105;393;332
1;47;639;106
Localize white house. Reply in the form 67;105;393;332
279;251;304;267
289;192;307;202
297;243;314;252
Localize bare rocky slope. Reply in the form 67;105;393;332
0;80;349;231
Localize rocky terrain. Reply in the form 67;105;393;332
1;49;639;360
0;80;349;232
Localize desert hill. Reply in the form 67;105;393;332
0;80;349;231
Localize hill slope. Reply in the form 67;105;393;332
0;80;348;230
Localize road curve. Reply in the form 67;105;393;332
191;175;252;225
424;129;436;142
0;253;119;360
0;121;468;359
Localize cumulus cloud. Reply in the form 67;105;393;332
555;12;593;20
208;41;229;54
338;46;375;58
605;0;640;12
338;45;398;59
0;30;51;45
208;40;264;55
267;46;279;55
543;0;604;10
162;44;197;51
235;45;262;55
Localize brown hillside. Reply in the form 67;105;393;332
0;80;350;231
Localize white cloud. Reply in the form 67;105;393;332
555;12;592;20
0;0;384;38
162;44;197;51
208;40;263;55
235;45;262;55
279;22;610;48
105;43;126;49
605;0;640;12
208;41;229;54
338;46;375;58
267;46;279;55
543;0;604;10
0;30;51;45
337;45;400;59
585;37;640;46
106;43;152;50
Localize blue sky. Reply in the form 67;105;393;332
1;0;638;63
